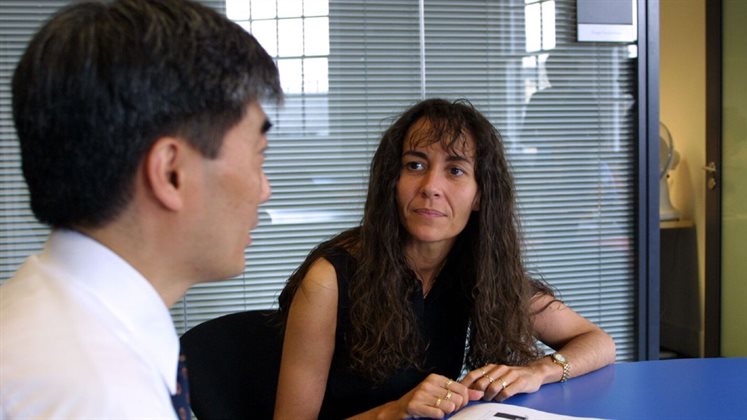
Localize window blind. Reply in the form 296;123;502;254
1;0;638;361
0;1;69;297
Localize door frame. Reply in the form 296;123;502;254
638;0;661;360
704;0;722;357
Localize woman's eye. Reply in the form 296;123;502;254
449;167;465;176
405;161;424;171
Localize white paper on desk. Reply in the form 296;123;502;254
449;402;603;420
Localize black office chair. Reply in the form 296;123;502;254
180;310;284;420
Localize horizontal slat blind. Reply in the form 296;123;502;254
199;0;638;360
1;0;638;361
0;2;68;290
421;0;637;359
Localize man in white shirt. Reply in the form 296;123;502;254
0;0;282;418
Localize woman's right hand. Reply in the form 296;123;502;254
369;374;484;419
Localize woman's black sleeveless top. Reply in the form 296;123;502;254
318;247;471;419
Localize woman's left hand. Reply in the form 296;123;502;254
460;363;544;402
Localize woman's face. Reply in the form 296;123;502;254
396;118;480;249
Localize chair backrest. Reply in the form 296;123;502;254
180;310;284;420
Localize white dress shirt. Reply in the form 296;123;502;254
1;229;179;419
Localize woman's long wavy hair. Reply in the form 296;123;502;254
279;98;552;383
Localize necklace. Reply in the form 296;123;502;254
406;250;448;299
414;260;446;298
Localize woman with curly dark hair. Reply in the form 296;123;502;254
274;98;615;419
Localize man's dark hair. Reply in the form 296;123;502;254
12;0;282;228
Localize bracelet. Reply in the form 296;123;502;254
550;352;571;382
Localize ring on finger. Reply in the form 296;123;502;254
445;379;453;390
444;390;452;401
435;397;443;407
500;379;508;391
480;368;488;376
485;374;496;384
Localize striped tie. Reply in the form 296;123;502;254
171;353;191;420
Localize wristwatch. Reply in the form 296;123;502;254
550;352;571;382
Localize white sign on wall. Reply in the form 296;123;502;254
577;0;637;43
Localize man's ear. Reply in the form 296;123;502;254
144;137;189;211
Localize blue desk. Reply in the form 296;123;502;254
498;358;747;419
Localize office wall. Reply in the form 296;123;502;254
660;0;706;355
722;0;747;357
